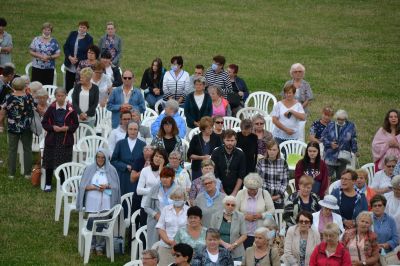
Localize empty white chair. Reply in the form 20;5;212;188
187;127;201;141
81;204;122;264
54;162;86;221
118;192;134;243
223;116;241;130
244;92;277;115
141;107;158;121
273;209;285;233
361;163;375;185
279;140;307;171
131;225;147;261
73;124;96;162
288;179;296;194
123;261;143;266
62;175;81;236
76;135;108;165
95;105;112;136
236;107;267;120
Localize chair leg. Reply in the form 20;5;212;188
55;185;62;221
40;168;46;190
63;205;71;236
83;234;92;264
108;236;114;262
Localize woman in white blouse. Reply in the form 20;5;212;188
156;186;189;266
271;83;305;144
91;61;112;107
137;147;168;226
162;55;190;106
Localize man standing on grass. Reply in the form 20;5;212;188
205;55;232;98
211;129;246;196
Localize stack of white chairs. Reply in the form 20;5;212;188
95;105;112;137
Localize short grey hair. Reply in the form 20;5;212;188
142;249;159;263
169;186;187;201
193;76;206;85
254;227;270;241
384;155;398;165
165;99;179;113
252;113;265;124
263;217;278;230
356;211;372;225
12;77;26;91
222;195;236;205
169;150;182;160
29;81;43;93
131;108;141;117
200;172;217;183
35;88;49;97
289;63;305;77
54;87;67;96
334;109;348;120
391;175;400;188
128;121;139;129
243;173;263;189
20;75;30;84
208;85;223;97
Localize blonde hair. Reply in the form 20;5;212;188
80;67;93;80
299;175;314;186
323;223;340;237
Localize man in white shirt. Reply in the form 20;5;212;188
108;111;131;154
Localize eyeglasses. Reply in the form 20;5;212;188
203;181;213;186
372;204;383;207
298;220;310;224
340;177;353;182
255;122;264;125
173;253;182;258
123;77;132;80
385;164;396;168
215;121;224;124
225;203;236;207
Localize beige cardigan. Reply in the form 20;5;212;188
235;188;275;231
282;225;320;266
242;246;281;266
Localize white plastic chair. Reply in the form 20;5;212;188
223;116;241;130
25;62;58;86
67;88;74;103
61;175;81;236
123;261;143;266
73;124;96;162
118;192;134;243
43;85;58;102
141;116;157;128
17;133;43;175
54;162;86;222
76;135;108;165
154;99;164;114
61;63;66;89
95;105;112;136
141;107;158;121
187;127;201;141
178;107;185;120
264;115;275;132
234;261;242;266
361;163;375;185
181;139;189;162
236;107;267;120
298;121;306;142
232;126;241;132
81;204;122;264
244;92;277;115
328;180;341;194
131;225;147;261
273;209;285;233
279;140;307;171
288;179;296;194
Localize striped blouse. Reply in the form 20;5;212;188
162;69;190;102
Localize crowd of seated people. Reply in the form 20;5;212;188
1;17;400;266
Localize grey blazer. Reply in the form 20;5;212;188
210;210;247;259
194;191;226;228
143;184;161;248
242;246;281;266
98;34;122;66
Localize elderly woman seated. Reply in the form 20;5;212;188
283;175;320;228
141;249;160;266
311;195;344;238
236;173;275;249
283;211;320;266
210;195;247;261
370;194;399;254
194;173;226;228
191;228;234;266
151;99;186;139
385;175;400;239
242;227;281;266
155;186;189;266
370;155;397;197
76;149;121;255
342;211;380;266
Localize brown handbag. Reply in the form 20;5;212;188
31;164;41;186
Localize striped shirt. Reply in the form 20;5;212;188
162;70;190;102
256;158;289;206
205;68;232;98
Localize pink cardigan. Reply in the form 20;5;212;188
372;128;400;170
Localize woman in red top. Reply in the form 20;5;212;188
295;141;329;198
309;222;351;266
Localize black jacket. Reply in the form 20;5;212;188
72;83;99;117
187;132;222;173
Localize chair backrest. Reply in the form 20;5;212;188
32;133;44;152
273;209;285;232
74;123;96;145
361;163;375;186
25;62;32;76
95;105;112;128
264;115;275;132
135;225;147;259
121;192;134;222
181;139;189;162
61;176;81;204
154;99;164;114
233;261;242;266
279;140;307;160
328;180;341;194
55;162;86;186
43;85;58;102
288;179;296;194
244;92;277;115
76;136;109;165
131;209;141;238
178;107;185;119
123;261;143;266
236;107;267;120
141;116;157;128
141;108;158;121
92;204;122;235
187;127;201;141
67;88;74;103
223;116;241;130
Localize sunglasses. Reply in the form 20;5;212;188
386;165;396;168
298;220;310;224
123;77;133;80
215;121;224;124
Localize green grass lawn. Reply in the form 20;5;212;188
1;0;399;265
